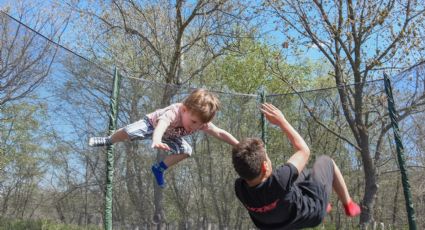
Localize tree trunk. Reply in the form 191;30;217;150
154;151;166;230
152;86;178;229
359;132;378;227
126;143;149;225
392;178;400;227
55;203;67;223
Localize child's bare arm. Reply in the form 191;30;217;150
260;103;310;174
151;119;172;151
203;123;239;146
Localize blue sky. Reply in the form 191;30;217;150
1;0;423;190
0;0;327;63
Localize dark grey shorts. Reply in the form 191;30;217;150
123;117;192;155
311;155;334;201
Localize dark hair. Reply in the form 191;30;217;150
232;138;267;180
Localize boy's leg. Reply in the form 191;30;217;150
311;155;360;217
311;155;334;201
310;156;334;215
151;138;191;188
330;159;361;217
331;159;351;204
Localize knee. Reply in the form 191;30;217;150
179;153;189;158
183;146;192;156
316;155;335;168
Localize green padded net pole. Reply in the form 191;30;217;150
383;73;417;230
104;68;122;230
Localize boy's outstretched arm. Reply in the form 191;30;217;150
260;103;310;174
152;119;172;151
203;123;239;146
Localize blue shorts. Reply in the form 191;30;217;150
123;117;192;156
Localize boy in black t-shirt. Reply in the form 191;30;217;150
232;103;360;229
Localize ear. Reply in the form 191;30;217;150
261;161;268;175
181;105;188;113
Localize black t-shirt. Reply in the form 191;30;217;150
234;163;327;230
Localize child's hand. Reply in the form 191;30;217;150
151;142;172;151
260;103;285;126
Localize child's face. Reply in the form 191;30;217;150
181;107;204;132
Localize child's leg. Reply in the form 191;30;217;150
151;154;189;188
89;128;129;147
151;138;191;188
109;128;130;143
151;153;189;188
89;118;152;147
163;153;189;167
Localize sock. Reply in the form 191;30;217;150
326;203;332;213
151;161;168;188
159;161;168;171
105;137;112;145
344;200;361;217
89;136;112;147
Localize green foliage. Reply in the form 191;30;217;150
0;102;47;177
307;222;338;230
200;38;333;97
218;39;274;94
212;39;304;94
0;218;100;230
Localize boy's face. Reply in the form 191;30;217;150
257;154;273;181
181;106;204;132
265;154;272;173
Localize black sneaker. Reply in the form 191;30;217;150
89;137;111;147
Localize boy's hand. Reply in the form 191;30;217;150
260;103;285;126
151;142;172;151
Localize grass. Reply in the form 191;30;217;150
0;218;101;230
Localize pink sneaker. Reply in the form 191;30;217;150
326;203;332;213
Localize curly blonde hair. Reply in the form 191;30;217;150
183;89;220;123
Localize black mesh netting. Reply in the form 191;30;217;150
2;10;425;229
